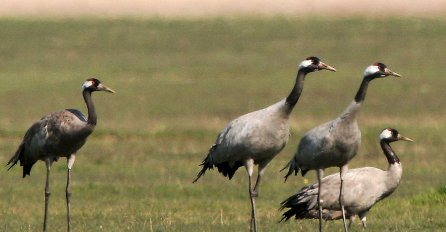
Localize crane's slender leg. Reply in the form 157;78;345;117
66;155;76;232
245;159;257;232
316;169;324;232
43;158;52;232
361;218;367;230
358;212;367;230
252;160;270;197
339;165;349;232
348;215;355;229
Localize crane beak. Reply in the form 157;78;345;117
318;62;337;72
398;135;414;142
385;68;402;77
97;83;116;93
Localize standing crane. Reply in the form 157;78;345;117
280;128;413;229
282;62;402;232
193;57;336;232
7;78;115;232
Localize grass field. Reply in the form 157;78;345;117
0;17;445;231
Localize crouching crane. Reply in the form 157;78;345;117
280;128;413;229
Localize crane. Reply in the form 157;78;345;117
7;78;115;232
280;128;413;229
282;62;402;232
193;57;336;231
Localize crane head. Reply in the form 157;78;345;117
298;56;336;73
364;63;402;79
82;78;115;93
380;128;414;143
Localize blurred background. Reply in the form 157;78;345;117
0;1;445;231
1;0;446;17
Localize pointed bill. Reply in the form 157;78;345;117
97;83;116;93
318;61;336;72
385;68;402;77
398;135;414;142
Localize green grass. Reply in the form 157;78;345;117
0;17;445;231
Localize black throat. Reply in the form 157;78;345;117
285;70;307;110
380;141;400;164
354;76;373;103
83;90;97;126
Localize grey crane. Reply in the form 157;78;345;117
282;62;402;232
280;128;413;229
193;57;336;232
7;78;114;232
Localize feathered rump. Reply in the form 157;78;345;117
214;160;243;180
193;144;243;183
6;143;35;178
6;143;23;170
193;144;217;183
282;157;308;181
280;185;317;221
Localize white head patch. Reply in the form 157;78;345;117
298;59;313;69
82;80;94;90
364;65;380;77
380;128;393;140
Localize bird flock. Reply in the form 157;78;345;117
5;58;414;232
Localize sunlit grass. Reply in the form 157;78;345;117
0;17;445;231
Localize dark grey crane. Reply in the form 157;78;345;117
7;78;114;232
282;62;402;232
193;57;336;232
280;128;413;229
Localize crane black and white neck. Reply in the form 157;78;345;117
193;57;336;232
282;62;402;232
280;128;413;229
7;78;115;232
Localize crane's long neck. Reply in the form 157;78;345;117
285;70;306;111
354;77;372;103
380;141;400;165
83;90;97;126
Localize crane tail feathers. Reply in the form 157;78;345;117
192;157;213;183
280;192;314;222
215;161;243;180
192;145;217;183
193;144;244;182
280;184;346;222
6;143;35;178
6;144;24;170
283;159;300;182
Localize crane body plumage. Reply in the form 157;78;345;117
193;57;336;232
9;110;94;177
283;62;402;232
281;128;412;229
202;100;291;178
282;166;402;217
7;78;114;232
291;101;361;174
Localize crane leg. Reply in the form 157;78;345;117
252;160;269;198
245;159;257;232
339;165;349;232
66;155;76;232
348;215;355;229
43;159;52;232
361;218;367;230
316;169;324;232
358;212;367;230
